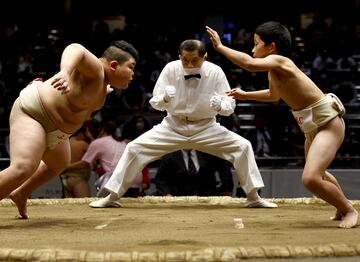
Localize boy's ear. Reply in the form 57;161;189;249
270;42;277;53
110;60;119;71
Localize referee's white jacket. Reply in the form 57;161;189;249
105;60;265;196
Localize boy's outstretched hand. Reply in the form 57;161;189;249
226;88;247;100
206;26;223;50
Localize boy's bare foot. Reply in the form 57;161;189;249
332;200;355;221
332;200;354;221
330;210;342;221
338;209;358;229
9;191;29;219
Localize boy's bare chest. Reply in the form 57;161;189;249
67;90;106;112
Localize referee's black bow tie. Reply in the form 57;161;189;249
184;74;201;80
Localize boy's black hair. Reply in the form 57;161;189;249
255;21;291;56
102;40;139;64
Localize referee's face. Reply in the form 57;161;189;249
179;50;206;69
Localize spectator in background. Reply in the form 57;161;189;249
304;14;334;57
121;85;147;114
120;113;153;142
331;71;357;104
284;120;305;167
254;113;272;158
335;50;357;72
312;49;335;73
120;115;152;196
154;149;233;196
69;120;148;199
60;123;93;198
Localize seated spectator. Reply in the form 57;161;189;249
120;113;153;142
331;71;357;104
153;149;234;196
254;114;272;158
312;49;336;73
60;123;94;198
336;51;357;72
69;120;148;198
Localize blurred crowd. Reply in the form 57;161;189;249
1;5;360;172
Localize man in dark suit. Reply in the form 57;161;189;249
153;149;234;196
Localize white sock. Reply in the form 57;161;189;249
246;189;261;202
109;192;119;201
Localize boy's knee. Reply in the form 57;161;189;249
302;172;319;191
9;161;37;182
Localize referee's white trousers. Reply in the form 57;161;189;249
105;116;264;197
